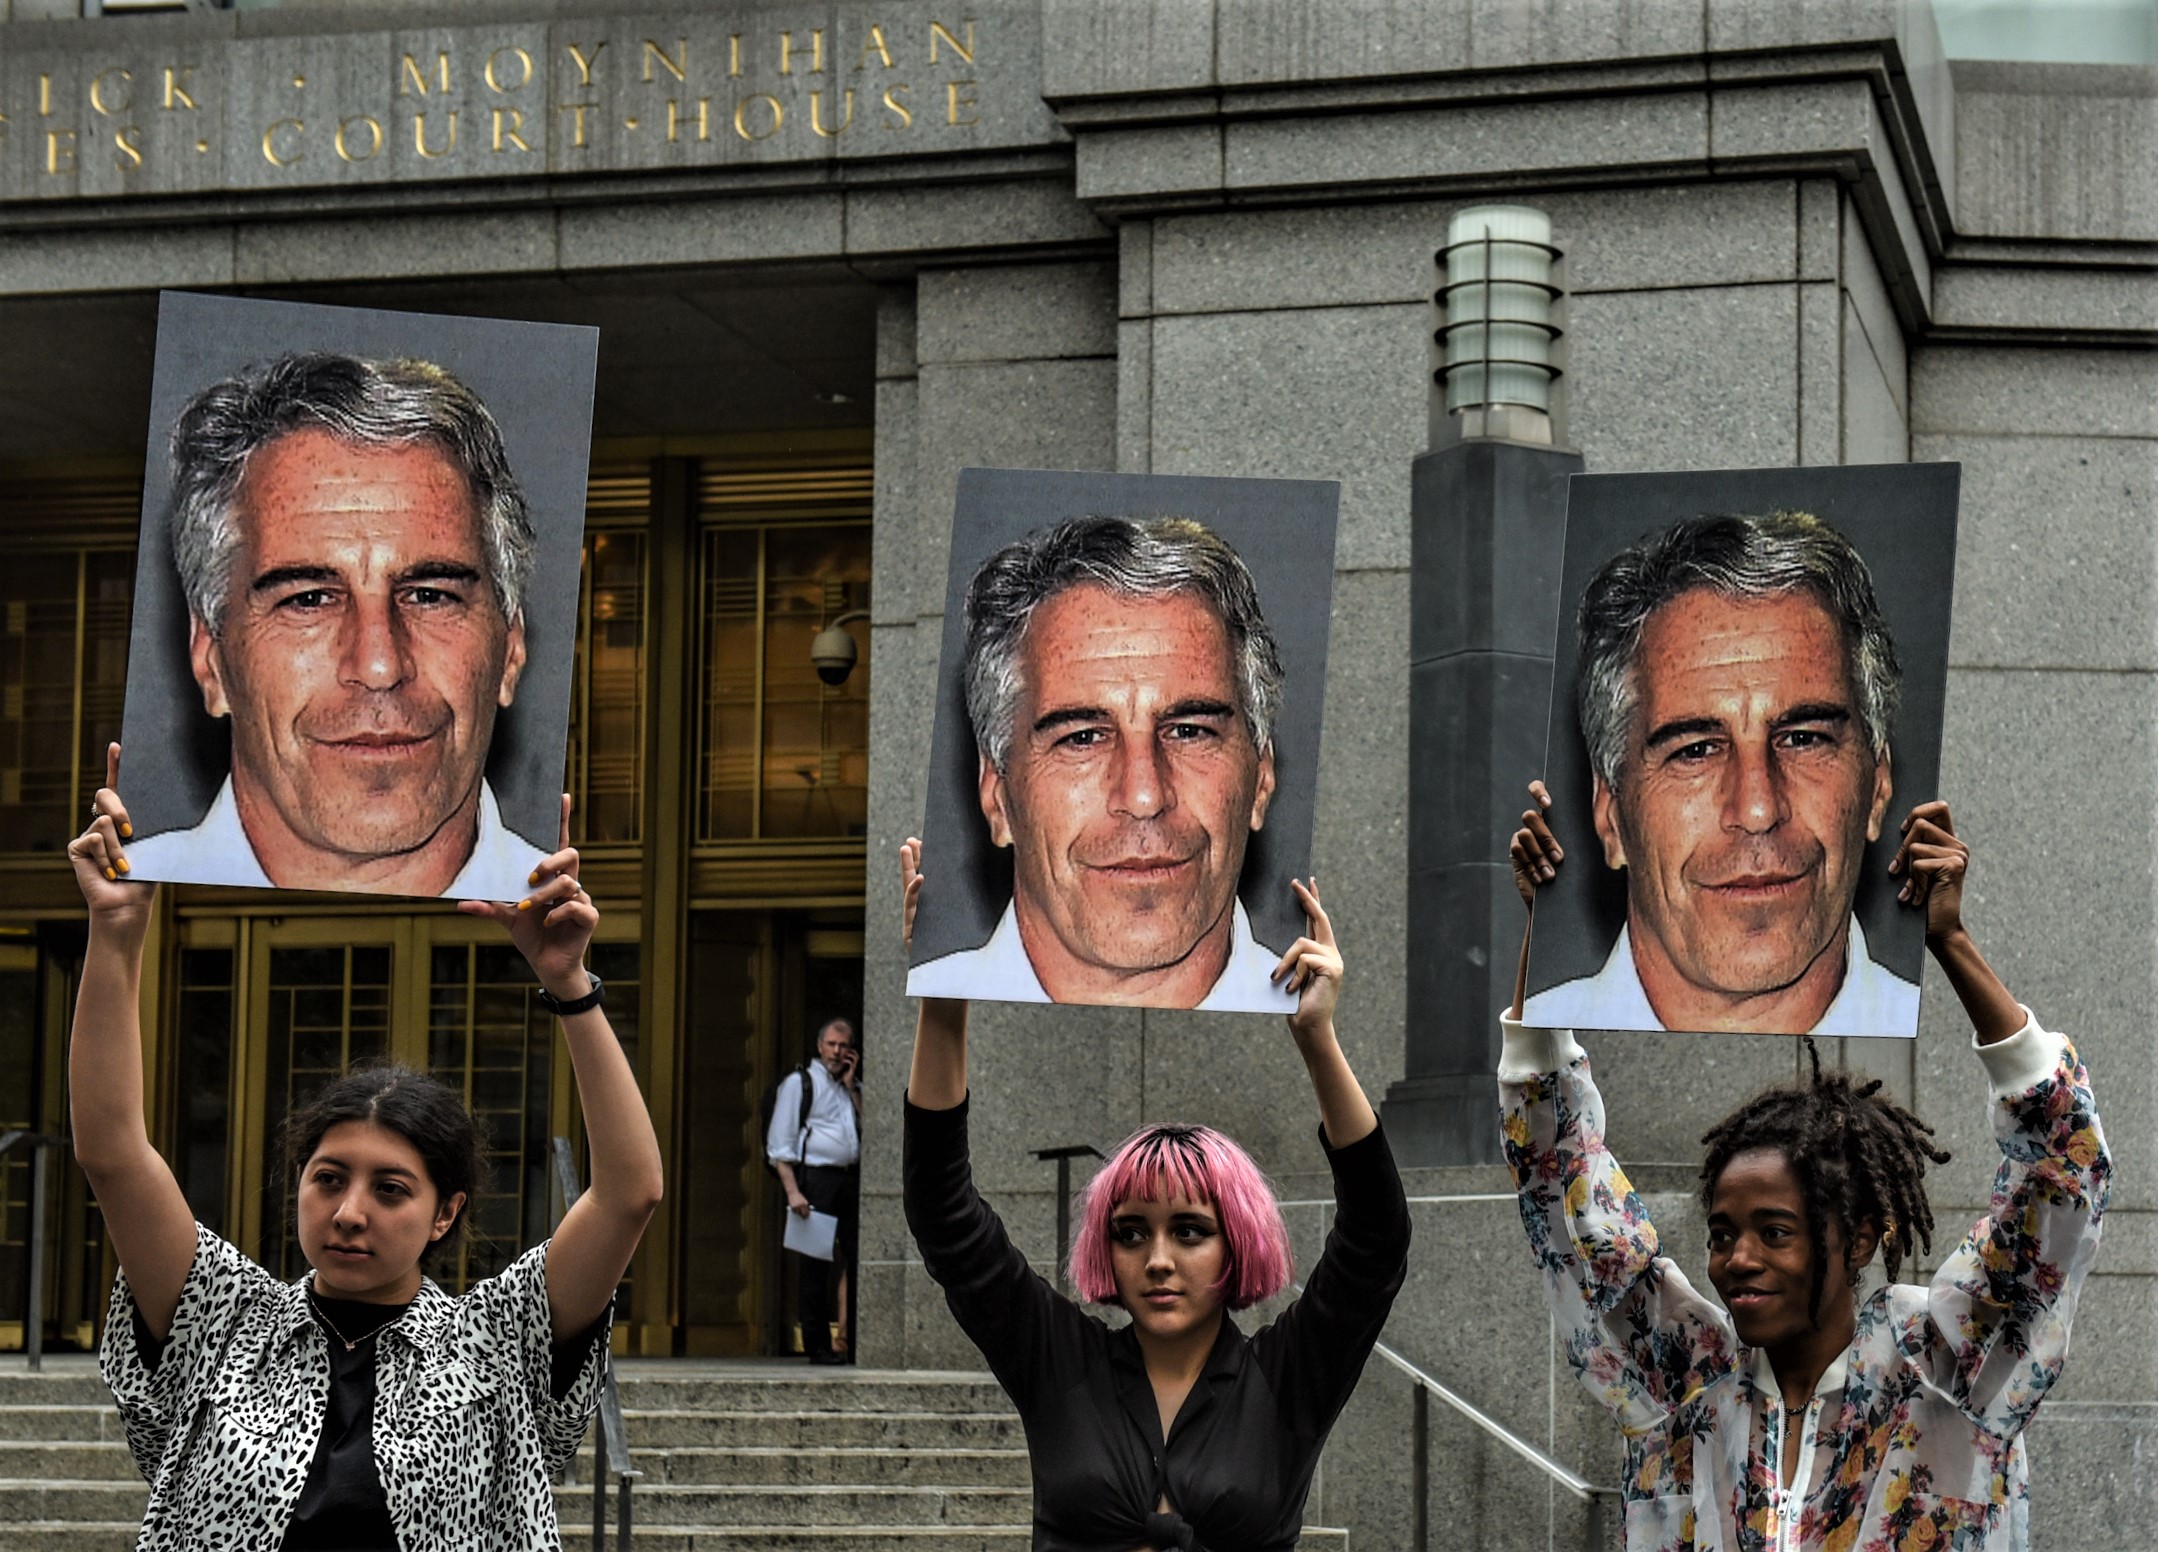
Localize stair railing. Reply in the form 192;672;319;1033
0;1131;63;1372
551;1137;639;1549
1361;1326;1621;1548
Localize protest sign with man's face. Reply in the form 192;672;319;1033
907;469;1338;1014
1525;464;1959;1039
119;293;596;902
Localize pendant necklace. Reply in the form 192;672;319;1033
309;1291;405;1351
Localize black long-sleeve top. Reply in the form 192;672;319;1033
903;1096;1411;1552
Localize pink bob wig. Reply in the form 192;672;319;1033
1070;1123;1293;1311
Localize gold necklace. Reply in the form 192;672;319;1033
308;1291;405;1352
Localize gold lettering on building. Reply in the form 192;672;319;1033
665;97;711;142
857;26;895;70
46;128;76;175
163;67;199;111
39;75;53;117
882;84;912;128
90;68;133;118
335;115;384;161
492;106;531;152
810;88;854;137
946;79;977;126
930;20;976;65
114;125;144;170
565;43;606;88
780;29;825;75
413;110;459;158
642;38;688;84
733;92;783;140
261;118;302;167
485;47;534;94
400;52;452;97
558;101;596;147
729;34;742;77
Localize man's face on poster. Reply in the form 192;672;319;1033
187;427;527;866
1590;586;1891;1004
977;583;1276;984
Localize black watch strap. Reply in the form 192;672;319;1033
536;972;604;1016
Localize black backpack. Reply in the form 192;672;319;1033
760;1062;816;1178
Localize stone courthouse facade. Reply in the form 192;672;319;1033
0;0;2149;1544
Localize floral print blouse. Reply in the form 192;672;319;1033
1498;1011;2110;1552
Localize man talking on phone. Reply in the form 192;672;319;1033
767;1018;862;1363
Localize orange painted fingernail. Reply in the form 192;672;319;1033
120;822;133;838
517;898;532;911
103;867;115;881
528;870;540;886
115;857;130;874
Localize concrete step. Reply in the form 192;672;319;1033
0;1485;149;1527
0;1524;141;1552
0;1411;123;1445
554;1483;1032;1529
0;1378;110;1410
569;1445;1029;1488
555;1531;1348;1551
621;1409;1021;1450
0;1443;138;1482
610;1373;1009;1415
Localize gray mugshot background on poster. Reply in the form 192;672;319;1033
1524;462;1960;1039
907;467;1339;1015
117;291;596;902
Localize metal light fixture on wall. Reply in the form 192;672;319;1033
1431;204;1565;447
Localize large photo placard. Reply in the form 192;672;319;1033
118;291;598;901
1525;463;1960;1038
907;468;1340;1014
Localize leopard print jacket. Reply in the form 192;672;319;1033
100;1223;608;1552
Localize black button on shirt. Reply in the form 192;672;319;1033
903;1097;1411;1552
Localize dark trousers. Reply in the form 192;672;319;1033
794;1163;859;1356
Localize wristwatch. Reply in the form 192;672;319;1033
535;972;605;1016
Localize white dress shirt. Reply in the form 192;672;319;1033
766;1060;861;1168
1520;914;1919;1037
124;778;545;902
905;897;1296;1014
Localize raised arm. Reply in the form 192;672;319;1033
65;745;198;1340
900;838;969;1109
1271;877;1376;1147
1503;782;1738;1434
461;796;663;1342
1889;801;2111;1427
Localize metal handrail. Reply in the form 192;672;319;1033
550;1137;638;1550
0;1131;63;1373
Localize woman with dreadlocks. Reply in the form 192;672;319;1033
1505;785;2109;1550
898;839;1409;1552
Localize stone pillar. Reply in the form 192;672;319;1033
1381;436;1582;1167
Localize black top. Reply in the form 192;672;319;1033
134;1282;607;1552
903;1097;1410;1552
280;1294;407;1552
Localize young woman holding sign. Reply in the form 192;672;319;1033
900;838;1410;1552
1505;783;2109;1549
66;745;662;1552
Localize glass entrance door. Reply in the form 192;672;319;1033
0;927;105;1353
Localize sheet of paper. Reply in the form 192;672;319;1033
784;1208;839;1261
